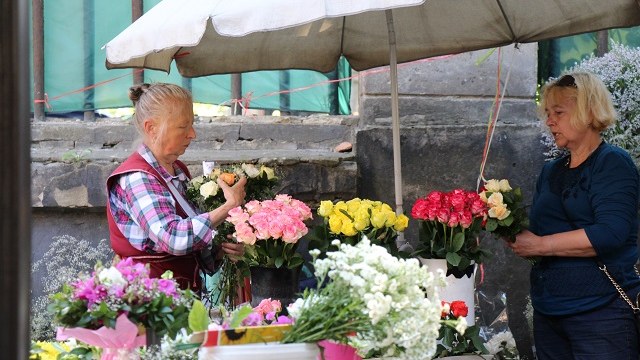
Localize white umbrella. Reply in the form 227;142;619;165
104;0;640;244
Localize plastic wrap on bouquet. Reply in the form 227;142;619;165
198;342;319;360
56;314;146;360
420;258;476;325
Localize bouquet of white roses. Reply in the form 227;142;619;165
282;238;443;360
186;163;278;307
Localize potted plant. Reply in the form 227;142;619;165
48;258;195;357
225;194;313;308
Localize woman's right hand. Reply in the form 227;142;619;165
217;176;247;208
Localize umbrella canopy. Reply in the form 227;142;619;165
105;0;640;76
104;0;640;245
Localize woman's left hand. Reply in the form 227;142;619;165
220;242;245;262
509;230;543;257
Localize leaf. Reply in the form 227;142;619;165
274;257;284;268
502;215;514;226
188;300;209;333
229;305;253;328
446;252;461;266
288;256;304;269
485;218;498;232
451;232;465;252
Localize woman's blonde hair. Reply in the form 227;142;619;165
538;71;616;132
129;83;192;140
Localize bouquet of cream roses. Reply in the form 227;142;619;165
479;179;528;242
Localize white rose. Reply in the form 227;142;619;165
498;179;512;192
488;204;511;220
241;163;261;178
455;317;468;335
190;176;205;190
484;179;501;193
98;266;127;287
199;180;219;199
487;192;505;208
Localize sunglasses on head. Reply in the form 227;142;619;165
556;74;577;88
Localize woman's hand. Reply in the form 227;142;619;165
509;230;545;257
217;176;247;208
219;242;245;262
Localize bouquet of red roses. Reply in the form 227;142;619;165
411;189;490;273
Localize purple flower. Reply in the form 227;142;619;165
72;278;107;307
274;315;293;325
157;279;178;297
265;311;276;321
241;312;263;327
116;258;149;282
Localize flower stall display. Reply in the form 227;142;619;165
47;258;195;359
281;238;444;360
309;198;410;257
479;179;528;243
411;189;490;274
435;300;487;359
226;194;313;307
187;163;279;307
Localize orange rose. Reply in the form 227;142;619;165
219;172;236;186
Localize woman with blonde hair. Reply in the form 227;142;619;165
106;83;246;291
509;72;640;359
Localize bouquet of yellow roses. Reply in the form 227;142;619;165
307;198;409;257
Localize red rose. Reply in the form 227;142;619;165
450;193;467;212
450;300;468;318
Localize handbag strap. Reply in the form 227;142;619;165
598;261;640;313
164;178;198;218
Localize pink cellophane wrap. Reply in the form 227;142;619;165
57;314;147;360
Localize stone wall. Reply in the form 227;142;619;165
31;44;542;358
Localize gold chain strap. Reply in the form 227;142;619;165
599;263;640;312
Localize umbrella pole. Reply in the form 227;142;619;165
385;10;406;247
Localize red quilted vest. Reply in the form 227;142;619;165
106;152;202;291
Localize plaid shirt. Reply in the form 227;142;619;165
108;145;216;271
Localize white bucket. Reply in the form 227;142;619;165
199;342;320;360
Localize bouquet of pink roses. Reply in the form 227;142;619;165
411;189;490;273
226;194;313;269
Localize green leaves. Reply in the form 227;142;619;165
188;300;209;333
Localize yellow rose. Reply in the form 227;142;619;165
394;214;409;231
353;211;370;231
199;180;219;199
484;179;501;193
487;192;504;208
241;163;261;178
333;201;348;216
488;204;511;220
329;216;343;234
498;179;512;192
380;203;393;213
318;200;334;218
340;220;358;236
479;191;488;203
370;209;387;229
34;341;70;360
260;165;276;180
384;211;397;227
346;198;362;213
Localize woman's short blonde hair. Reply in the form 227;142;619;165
538;71;616;132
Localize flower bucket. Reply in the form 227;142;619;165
198;342;319;360
250;266;301;309
317;340;361;360
419;258;476;325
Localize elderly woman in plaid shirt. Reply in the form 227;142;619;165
106;83;246;291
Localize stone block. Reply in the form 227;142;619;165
360;96;537;126
361;43;537;98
